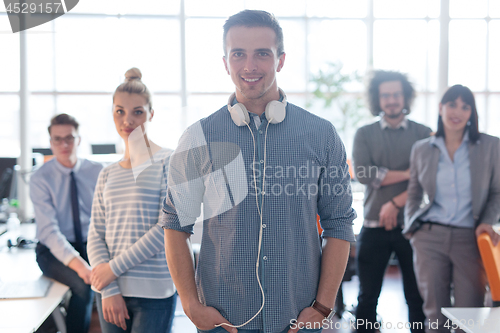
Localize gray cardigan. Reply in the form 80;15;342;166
352;120;431;225
404;133;500;237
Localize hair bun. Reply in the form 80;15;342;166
125;67;142;82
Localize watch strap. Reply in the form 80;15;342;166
311;300;334;319
390;198;402;210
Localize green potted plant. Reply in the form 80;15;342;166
308;62;370;150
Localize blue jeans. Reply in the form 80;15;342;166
355;227;425;333
197;326;322;333
96;292;176;333
36;242;94;333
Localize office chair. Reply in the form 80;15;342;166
477;232;500;307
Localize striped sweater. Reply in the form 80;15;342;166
88;148;175;299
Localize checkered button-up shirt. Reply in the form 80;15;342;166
161;102;356;333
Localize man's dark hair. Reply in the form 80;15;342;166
223;10;284;57
436;84;480;143
48;113;79;135
367;70;415;116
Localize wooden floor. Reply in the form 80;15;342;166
86;265;411;333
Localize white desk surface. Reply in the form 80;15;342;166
441;307;500;333
0;223;70;333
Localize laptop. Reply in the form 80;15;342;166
0;276;53;299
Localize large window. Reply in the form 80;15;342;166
1;0;499;157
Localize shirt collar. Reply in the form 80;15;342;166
233;95;285;128
430;130;470;147
232;94;285;107
380;117;408;130
53;158;82;175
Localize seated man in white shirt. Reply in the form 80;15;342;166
30;114;102;333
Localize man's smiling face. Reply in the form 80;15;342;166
223;26;285;106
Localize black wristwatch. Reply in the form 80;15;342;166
390;198;403;210
311;300;335;320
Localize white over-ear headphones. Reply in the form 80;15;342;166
227;88;287;126
215;89;287;331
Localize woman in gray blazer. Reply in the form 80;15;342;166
404;85;500;333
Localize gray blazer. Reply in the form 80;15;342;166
404;133;500;237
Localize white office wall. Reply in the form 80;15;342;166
1;0;500;158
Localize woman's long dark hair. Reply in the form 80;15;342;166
435;84;480;143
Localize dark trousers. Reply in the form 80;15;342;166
96;293;176;333
355;227;425;333
36;242;94;333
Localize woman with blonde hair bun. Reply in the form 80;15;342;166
88;68;176;333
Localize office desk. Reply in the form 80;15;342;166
0;224;70;333
441;307;500;333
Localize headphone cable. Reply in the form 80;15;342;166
216;119;272;329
